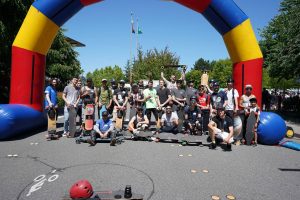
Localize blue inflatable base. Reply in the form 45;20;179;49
0;104;47;140
280;140;300;151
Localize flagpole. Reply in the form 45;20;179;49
130;12;134;84
136;18;139;58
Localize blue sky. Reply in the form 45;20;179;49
63;0;281;74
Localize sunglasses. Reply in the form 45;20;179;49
246;88;252;90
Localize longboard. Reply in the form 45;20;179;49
245;111;256;145
47;108;58;140
85;104;94;131
63;190;143;200
133;131;154;139
115;109;124;130
156;132;182;142
69;106;77;138
180;135;203;145
201;72;209;86
177;106;184;133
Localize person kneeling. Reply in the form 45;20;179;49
128;107;149;136
208;107;234;150
87;111;116;146
159;105;179;134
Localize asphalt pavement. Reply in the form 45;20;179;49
0;111;299;200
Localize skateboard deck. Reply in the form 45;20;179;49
201;72;209;86
63;190;143;200
180;135;203;145
177;106;184;133
85;104;94;131
156;132;182;142
69;106;77;138
134;131;154;138
115;110;124;130
245;111;256;145
47;108;56;133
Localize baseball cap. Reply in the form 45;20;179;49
245;84;252;89
102;78;107;82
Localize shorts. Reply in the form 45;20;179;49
215;128;234;143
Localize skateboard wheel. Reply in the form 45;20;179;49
211;195;220;200
286;126;294;138
114;194;122;199
226;194;236;200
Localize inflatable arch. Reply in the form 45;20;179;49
0;0;263;139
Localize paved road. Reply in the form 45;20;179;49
0;113;299;200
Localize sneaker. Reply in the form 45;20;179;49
110;138;116;146
209;142;216;149
181;141;187;146
87;138;96;146
62;132;69;137
226;143;232;151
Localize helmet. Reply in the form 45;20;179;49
213;81;220;86
119;80;125;84
69;179;93;199
209;79;216;83
110;78;116;83
190;96;197;101
227;77;234;83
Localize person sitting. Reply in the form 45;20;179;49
128;107;149;135
159;105;179;134
87;111;116;146
184;96;202;135
208;106;233;151
245;97;260;146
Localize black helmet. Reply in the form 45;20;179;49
209;79;216;83
213;81;220;86
119;80;125;84
227;77;234;83
110;78;116;83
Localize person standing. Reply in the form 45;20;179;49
98;79;112;119
210;81;228;118
197;84;210;134
143;80;160;126
62;77;80;137
45;78;58;138
113;80;129;123
81;78;98;120
185;80;198;106
225;78;239;119
76;80;83;126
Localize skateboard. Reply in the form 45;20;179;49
47;108;58;140
201;71;209;86
156;132;182;142
69;106;77;138
161;65;187;72
133;130;154;141
84;104;94;131
115;104;124;130
177;106;184;133
180;135;203;146
245;111;256;145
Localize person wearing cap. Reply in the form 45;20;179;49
87;111;116;146
210;81;228;118
143;80;160;126
80;78;98;124
185;80;198;106
239;84;256;140
225;78;239;119
161;68;186;91
184;96;202;134
128;106;149;136
159;104;179;134
245;97;260;146
45;78;58;139
98;78;112;119
113;80;129;124
208;106;234;150
197;84;210;134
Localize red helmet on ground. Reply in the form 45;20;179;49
69;179;93;199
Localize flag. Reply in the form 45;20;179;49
131;13;135;34
138;27;142;34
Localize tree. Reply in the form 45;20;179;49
209;58;232;87
260;0;300;80
185;70;202;88
86;65;125;88
193;58;212;71
0;0;33;103
46;29;82;88
132;47;181;82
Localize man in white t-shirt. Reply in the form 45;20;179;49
160;105;179;134
225;78;239;119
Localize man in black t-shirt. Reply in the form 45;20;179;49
208;106;233;150
210;82;228;117
113;80;129;121
156;79;172;108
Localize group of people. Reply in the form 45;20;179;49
44;71;261;150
